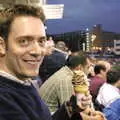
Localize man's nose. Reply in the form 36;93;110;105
30;42;46;57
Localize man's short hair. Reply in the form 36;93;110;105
97;60;111;72
94;64;106;75
107;70;120;84
65;52;88;69
0;4;45;41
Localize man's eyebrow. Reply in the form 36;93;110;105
15;36;47;40
38;36;47;40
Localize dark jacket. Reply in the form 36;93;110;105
39;50;67;83
0;76;51;120
0;75;82;120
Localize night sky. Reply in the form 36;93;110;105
46;0;120;34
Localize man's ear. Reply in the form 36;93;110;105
116;80;120;87
0;37;6;57
74;64;82;70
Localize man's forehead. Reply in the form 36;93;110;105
9;16;46;37
11;16;43;26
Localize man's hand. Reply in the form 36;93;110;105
76;93;92;110
65;94;92;118
80;109;106;120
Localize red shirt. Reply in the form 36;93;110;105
89;76;106;101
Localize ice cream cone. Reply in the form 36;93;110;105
72;70;89;95
72;70;106;120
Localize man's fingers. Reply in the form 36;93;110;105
81;99;91;106
82;94;92;101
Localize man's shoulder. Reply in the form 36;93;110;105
39;66;72;93
0;75;13;90
90;76;105;83
0;77;51;120
103;98;120;119
47;50;67;61
48;66;73;80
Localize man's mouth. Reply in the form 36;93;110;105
23;59;41;65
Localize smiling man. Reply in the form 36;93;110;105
0;4;93;120
3;14;46;80
0;4;51;120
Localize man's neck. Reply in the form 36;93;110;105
96;74;106;80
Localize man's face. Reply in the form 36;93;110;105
4;16;46;80
83;58;92;75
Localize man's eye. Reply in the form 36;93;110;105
38;40;46;46
19;39;29;46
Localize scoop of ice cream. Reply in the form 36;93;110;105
72;70;89;94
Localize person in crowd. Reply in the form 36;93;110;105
97;70;120;109
39;52;92;114
39;40;69;83
103;98;120;120
97;60;111;77
87;57;96;79
0;4;92;120
45;36;55;56
89;61;111;103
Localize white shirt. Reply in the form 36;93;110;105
97;83;120;107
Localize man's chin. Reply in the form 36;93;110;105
27;72;39;78
21;71;39;79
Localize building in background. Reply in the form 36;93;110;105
91;24;103;49
49;30;87;52
91;24;120;53
114;40;120;55
49;25;120;54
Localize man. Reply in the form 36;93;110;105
89;61;111;103
103;98;120;120
0;4;51;120
98;70;120;120
39;52;92;114
44;36;55;56
97;70;120;108
0;4;91;120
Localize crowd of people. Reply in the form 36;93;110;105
0;4;120;120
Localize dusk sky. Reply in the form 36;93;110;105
46;0;120;34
